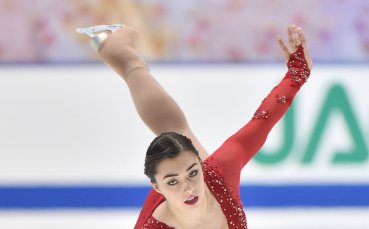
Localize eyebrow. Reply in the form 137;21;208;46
162;163;198;180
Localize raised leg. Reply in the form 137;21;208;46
83;25;209;160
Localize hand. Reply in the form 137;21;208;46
277;25;313;70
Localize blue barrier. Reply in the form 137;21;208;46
0;184;368;209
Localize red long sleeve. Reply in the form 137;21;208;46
205;45;310;198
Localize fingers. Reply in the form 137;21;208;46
288;26;294;50
297;27;306;48
296;27;313;69
292;26;301;47
277;35;290;62
288;25;301;52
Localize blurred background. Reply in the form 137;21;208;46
0;0;368;228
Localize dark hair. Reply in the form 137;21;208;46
144;132;200;183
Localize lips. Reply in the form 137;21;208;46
184;196;199;205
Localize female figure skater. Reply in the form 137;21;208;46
78;24;312;228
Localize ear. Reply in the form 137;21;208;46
152;182;162;195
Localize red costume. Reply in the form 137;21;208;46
135;45;310;228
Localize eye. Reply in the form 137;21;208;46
167;180;178;185
189;169;198;177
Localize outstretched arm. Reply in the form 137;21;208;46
207;25;312;189
90;26;209;160
231;25;312;163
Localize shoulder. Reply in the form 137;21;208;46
135;189;166;228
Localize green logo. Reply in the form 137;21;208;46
254;84;368;165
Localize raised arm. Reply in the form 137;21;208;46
84;25;209;160
206;25;312;187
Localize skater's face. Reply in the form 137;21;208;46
152;150;206;210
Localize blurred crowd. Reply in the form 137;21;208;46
0;0;368;62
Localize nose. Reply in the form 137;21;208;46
183;178;194;194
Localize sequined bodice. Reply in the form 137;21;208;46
142;161;247;228
202;161;247;228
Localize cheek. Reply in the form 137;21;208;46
160;184;182;198
196;174;205;189
190;173;205;193
162;186;188;206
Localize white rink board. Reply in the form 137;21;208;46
0;64;368;184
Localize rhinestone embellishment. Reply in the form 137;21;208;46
287;45;311;87
203;161;247;228
252;109;269;119
276;95;287;104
